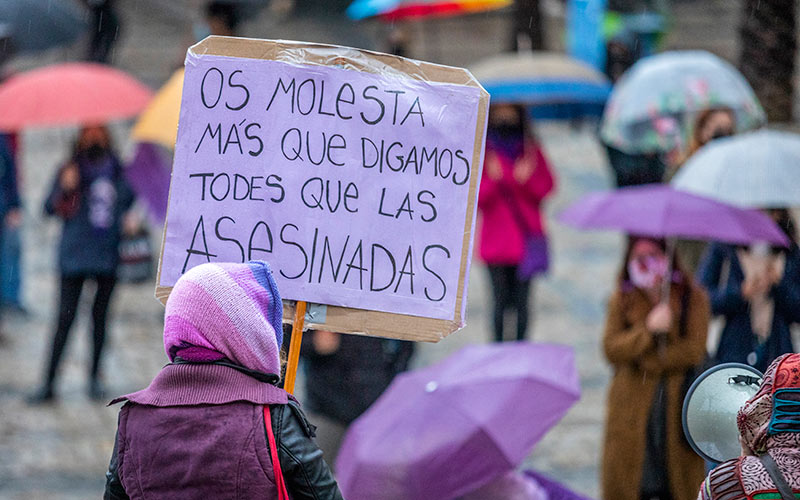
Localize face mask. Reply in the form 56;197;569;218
710;128;733;141
86;143;106;161
493;122;523;140
628;255;668;290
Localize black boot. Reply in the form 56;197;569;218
88;379;106;401
28;385;55;405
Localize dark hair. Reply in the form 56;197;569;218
688;107;735;154
71;125;114;159
206;1;240;30
770;208;798;247
487;103;536;142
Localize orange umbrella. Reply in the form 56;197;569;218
0;62;152;131
131;69;184;149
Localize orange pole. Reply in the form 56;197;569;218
283;300;307;394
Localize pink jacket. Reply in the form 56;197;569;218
477;140;555;265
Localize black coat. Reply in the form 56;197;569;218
698;242;800;372
299;331;414;425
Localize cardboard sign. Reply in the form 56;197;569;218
157;37;489;342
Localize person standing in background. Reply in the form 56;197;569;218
478;103;555;342
602;237;709;500
673;107;737;274
1;132;23;314
299;329;414;467
85;0;121;63
30;126;135;403
0;134;20;344
698;209;800;373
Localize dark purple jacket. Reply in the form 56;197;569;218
104;363;343;500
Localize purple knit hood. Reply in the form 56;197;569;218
163;261;284;376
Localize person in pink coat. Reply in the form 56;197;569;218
478;103;555;342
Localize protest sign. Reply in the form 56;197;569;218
157;37;489;342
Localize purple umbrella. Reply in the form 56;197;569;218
558;184;788;246
335;342;581;500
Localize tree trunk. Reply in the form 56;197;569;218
510;0;545;51
739;0;796;122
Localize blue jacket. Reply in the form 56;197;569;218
45;153;134;276
698;242;800;372
0;135;20;218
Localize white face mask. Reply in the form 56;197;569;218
628;255;668;290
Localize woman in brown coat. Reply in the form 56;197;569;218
602;237;710;500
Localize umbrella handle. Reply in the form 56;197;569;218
283;301;307;395
660;237;676;304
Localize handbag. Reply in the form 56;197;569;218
498;182;549;281
264;405;291;500
117;227;154;284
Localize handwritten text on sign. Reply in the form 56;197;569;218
160;55;481;321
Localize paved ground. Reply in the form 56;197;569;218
0;1;762;498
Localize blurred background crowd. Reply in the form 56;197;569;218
0;0;798;499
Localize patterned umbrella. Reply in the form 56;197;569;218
600;51;765;154
347;0;510;20
672;130;800;209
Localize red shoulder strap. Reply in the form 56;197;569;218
264;405;290;500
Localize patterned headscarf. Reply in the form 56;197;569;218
737;353;800;454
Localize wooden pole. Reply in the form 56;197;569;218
283;300;307;395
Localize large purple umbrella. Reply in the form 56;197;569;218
558;184;788;246
335;342;581;500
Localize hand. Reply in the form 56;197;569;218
646;302;673;333
4;208;21;228
122;212;141;237
486;154;502;181
513;155;535;184
312;330;340;355
60;163;80;191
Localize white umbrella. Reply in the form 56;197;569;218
672;129;800;208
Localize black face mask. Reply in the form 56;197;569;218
493;122;523;140
709;128;733;141
85;143;106;161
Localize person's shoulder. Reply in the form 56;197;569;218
272;400;317;440
702;457;746;500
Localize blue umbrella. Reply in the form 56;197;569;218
0;0;88;53
470;51;612;119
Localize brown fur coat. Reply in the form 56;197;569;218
601;283;710;500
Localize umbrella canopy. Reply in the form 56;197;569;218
600;51;765;154
470;51;611;110
0;62;152;131
559;185;789;246
132;68;184;149
347;0;511;20
125;142;172;224
0;0;87;53
671;130;800;209
336;342;580;500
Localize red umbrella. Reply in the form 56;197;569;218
0;62;153;131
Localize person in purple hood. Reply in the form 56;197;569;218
103;261;343;500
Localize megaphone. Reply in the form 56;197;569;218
682;363;763;464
